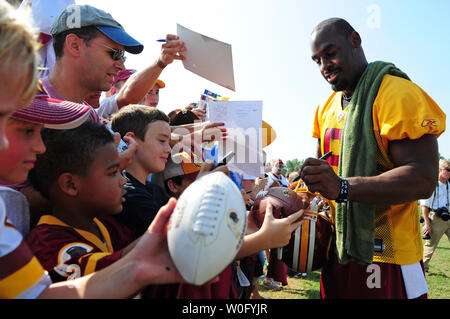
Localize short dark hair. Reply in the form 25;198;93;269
169;109;200;126
52;26;102;59
312;18;355;39
164;176;182;197
30;121;115;199
111;104;169;141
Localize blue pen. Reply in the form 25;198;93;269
156;39;167;42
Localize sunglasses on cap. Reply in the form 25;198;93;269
96;43;127;62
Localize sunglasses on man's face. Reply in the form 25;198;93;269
96;43;127;62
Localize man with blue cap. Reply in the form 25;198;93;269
40;4;184;111
42;4;185;125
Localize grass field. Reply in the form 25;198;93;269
257;238;449;299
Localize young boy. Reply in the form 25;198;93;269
27;121;137;282
111;104;172;237
0;99;185;297
111;106;305;299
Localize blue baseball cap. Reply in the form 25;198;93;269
50;4;143;54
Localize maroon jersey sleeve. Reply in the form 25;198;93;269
26;219;135;283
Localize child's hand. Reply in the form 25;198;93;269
132;198;185;285
118;135;138;171
259;203;304;249
197;160;230;180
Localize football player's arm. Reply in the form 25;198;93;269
235;203;303;259
300;134;438;205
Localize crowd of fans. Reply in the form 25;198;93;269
0;1;303;299
0;0;446;300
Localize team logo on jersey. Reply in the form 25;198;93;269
54;243;94;280
421;119;437;128
57;243;93;264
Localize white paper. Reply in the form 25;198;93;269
207;101;264;177
177;24;235;91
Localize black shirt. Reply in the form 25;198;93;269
114;171;169;238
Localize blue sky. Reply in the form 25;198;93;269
80;0;449;161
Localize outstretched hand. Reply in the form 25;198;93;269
260;203;304;248
117;134;138;171
237;202;303;259
131;198;185;285
170;121;227;161
197;160;230;180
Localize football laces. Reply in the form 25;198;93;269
191;184;225;238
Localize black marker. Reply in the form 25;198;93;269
320;151;333;161
214;151;235;169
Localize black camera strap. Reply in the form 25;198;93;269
431;182;449;210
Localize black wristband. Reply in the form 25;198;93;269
335;178;349;203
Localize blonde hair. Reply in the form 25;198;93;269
0;1;39;107
288;171;299;183
439;159;450;170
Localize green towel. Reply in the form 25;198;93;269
336;61;410;265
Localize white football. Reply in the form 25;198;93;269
167;172;247;285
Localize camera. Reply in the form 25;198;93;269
422;233;431;240
435;207;450;221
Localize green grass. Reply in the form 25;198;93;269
426;237;450;299
257;239;449;299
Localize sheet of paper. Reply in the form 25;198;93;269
207;101;264;177
177;24;235;92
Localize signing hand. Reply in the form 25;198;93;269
300;157;341;200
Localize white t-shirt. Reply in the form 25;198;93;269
265;172;289;190
420;181;449;210
0;186;30;237
96;94;119;120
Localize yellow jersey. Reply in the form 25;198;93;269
312;75;446;265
